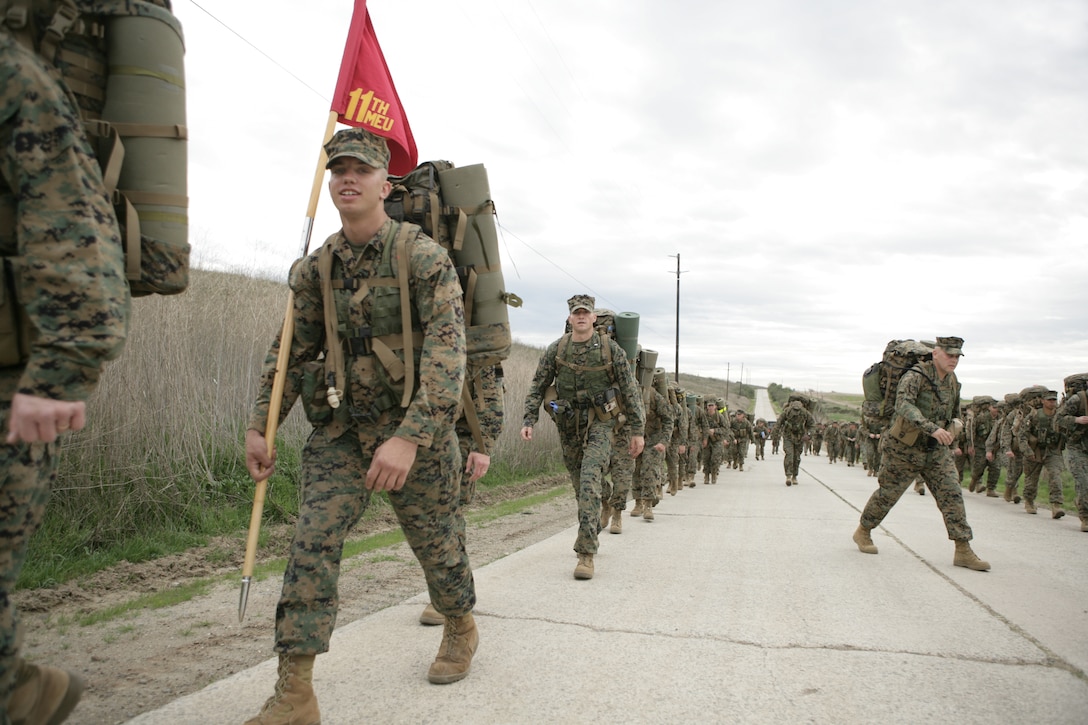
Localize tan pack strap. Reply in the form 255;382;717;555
59;74;105;103
110;122;188;140
318;242;348;409
39;0;80;65
376;330;423;351
427;191;443;247
372;337;404;383
57;46;106;76
461;381;486;453
461;265;477;324
118;196;141;282
451;206;466;252
458;200;495;217
122;190;189;208
92;122;123;194
394;224;414;408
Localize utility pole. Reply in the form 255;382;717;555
726;362;730;401
667;254;687;383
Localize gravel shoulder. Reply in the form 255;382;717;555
16;475;573;724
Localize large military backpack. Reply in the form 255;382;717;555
1;0;190;297
384;160;521;369
1064;372;1088;398
861;339;933;428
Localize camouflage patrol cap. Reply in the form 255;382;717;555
1043;390;1058;401
935;336;964;356
324;128;390;169
568;294;595;313
973;395;996;408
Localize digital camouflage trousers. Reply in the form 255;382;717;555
558;417;614;555
274;423;475;655
861;437;973;541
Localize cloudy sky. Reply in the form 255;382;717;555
176;0;1087;398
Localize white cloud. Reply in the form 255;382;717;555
174;0;1088;399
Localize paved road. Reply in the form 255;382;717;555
131;420;1088;724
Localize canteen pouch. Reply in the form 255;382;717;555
300;360;333;427
592;387;620;421
887;416;921;447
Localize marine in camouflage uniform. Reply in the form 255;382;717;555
824;421;842;464
842;421;859;466
770;419;781;455
602;395;638;534
1000;390;1040;504
967;397;1001;496
779;399;813;486
1056;374;1088;531
521;294;645;580
244;129;478;723
700;399;727;484
1016;389;1067;518
686;396;705;485
984;400;1009;500
665;384;686;496
853;337;990;571
1;25;130;724
753;418;768;460
632;378;673;518
861;415;883;476
730;410;753;471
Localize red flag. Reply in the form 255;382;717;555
331;1;418;175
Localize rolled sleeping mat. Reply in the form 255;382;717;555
614;311;639;363
103;6;189;295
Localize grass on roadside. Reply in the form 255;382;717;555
46;482;567;628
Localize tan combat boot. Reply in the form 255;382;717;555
609;509;623;534
1081;517;1088;532
1003;486;1013;502
1052;506;1065;519
643;502;654;521
703;473;710;485
631;499;644;517
667;480;677;496
600;502;612;529
739;463;744;471
986;489;998;498
785;477;791;487
427;613;479;684
711;474;718;485
573;553;594;580
953;541;990;571
6;661;84;725
1025;500;1037;514
246;654;320;725
419;602;444;626
853;526;878;554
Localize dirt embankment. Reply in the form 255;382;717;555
16;475;574;724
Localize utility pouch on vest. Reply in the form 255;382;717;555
300;360;355;428
300;360;333;427
887;416;921;447
592;387;620;421
0;258;30;368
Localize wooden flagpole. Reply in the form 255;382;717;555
239;110;340;622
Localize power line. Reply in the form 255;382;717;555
185;0;330;103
